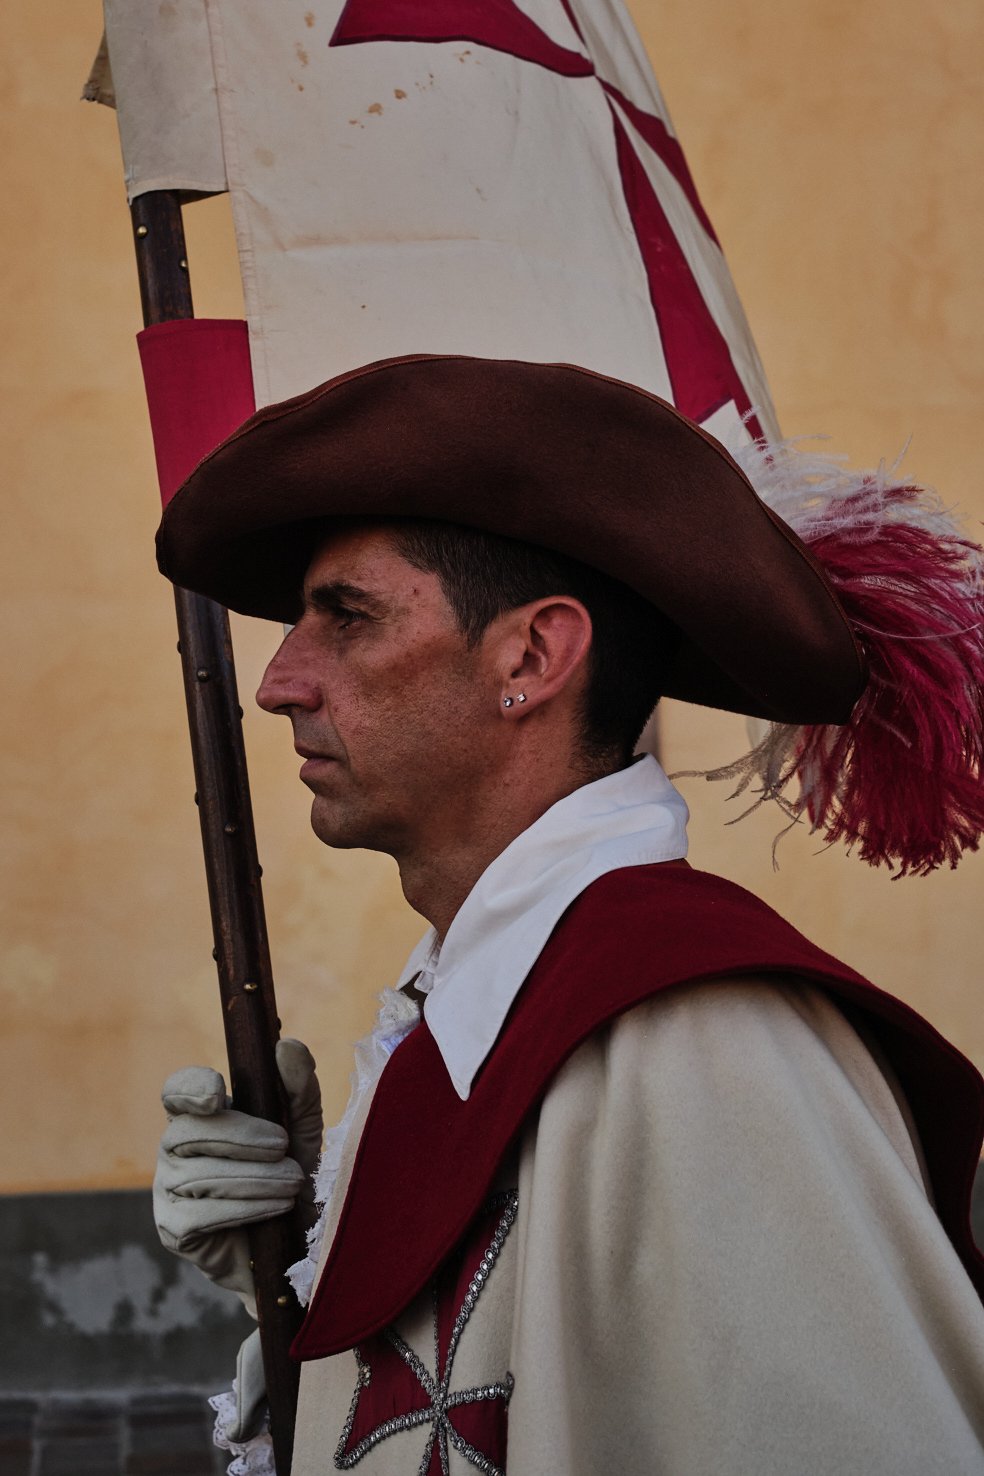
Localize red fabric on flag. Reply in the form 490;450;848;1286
601;83;719;245
137;319;256;508
608;111;762;438
327;2;767;440
331;0;594;76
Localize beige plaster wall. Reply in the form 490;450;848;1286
1;0;981;1192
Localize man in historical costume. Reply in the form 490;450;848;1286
154;355;984;1474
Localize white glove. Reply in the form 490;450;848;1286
230;1327;268;1444
153;1038;323;1311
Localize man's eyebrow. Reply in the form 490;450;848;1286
304;579;390;616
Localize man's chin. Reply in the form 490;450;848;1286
310;798;390;854
310;809;361;850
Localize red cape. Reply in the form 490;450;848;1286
295;865;984;1359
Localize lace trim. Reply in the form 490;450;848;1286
209;1383;276;1476
288;987;421;1305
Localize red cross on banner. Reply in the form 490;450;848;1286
330;0;765;437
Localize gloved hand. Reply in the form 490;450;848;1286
229;1326;268;1445
153;1038;323;1314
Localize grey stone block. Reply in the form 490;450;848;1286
0;1396;35;1476
0;1190;253;1393
0;1393;228;1476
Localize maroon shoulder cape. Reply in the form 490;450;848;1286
294;864;984;1359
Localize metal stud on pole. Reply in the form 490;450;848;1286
131;189;303;1474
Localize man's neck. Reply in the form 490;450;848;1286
397;758;619;938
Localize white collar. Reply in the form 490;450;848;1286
396;754;688;1100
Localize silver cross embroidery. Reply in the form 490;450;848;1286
335;1190;518;1475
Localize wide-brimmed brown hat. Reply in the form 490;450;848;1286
156;353;865;724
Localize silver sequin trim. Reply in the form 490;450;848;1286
334;1191;518;1473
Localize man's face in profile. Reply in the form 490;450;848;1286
255;524;503;862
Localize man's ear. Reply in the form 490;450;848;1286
496;597;592;717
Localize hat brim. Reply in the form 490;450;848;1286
156;354;866;724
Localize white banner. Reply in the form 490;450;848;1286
97;0;226;199
96;0;778;442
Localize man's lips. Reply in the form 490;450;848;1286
294;743;340;781
294;743;334;760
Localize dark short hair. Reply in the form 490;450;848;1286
390;520;680;760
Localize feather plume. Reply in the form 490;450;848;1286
702;437;984;876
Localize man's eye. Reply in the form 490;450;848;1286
335;608;365;630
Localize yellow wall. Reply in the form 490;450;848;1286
2;0;981;1191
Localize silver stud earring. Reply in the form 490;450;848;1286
502;696;514;708
517;692;527;703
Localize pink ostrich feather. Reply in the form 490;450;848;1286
704;439;984;876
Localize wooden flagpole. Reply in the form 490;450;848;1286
131;189;303;1473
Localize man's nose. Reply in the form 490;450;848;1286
255;632;321;714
